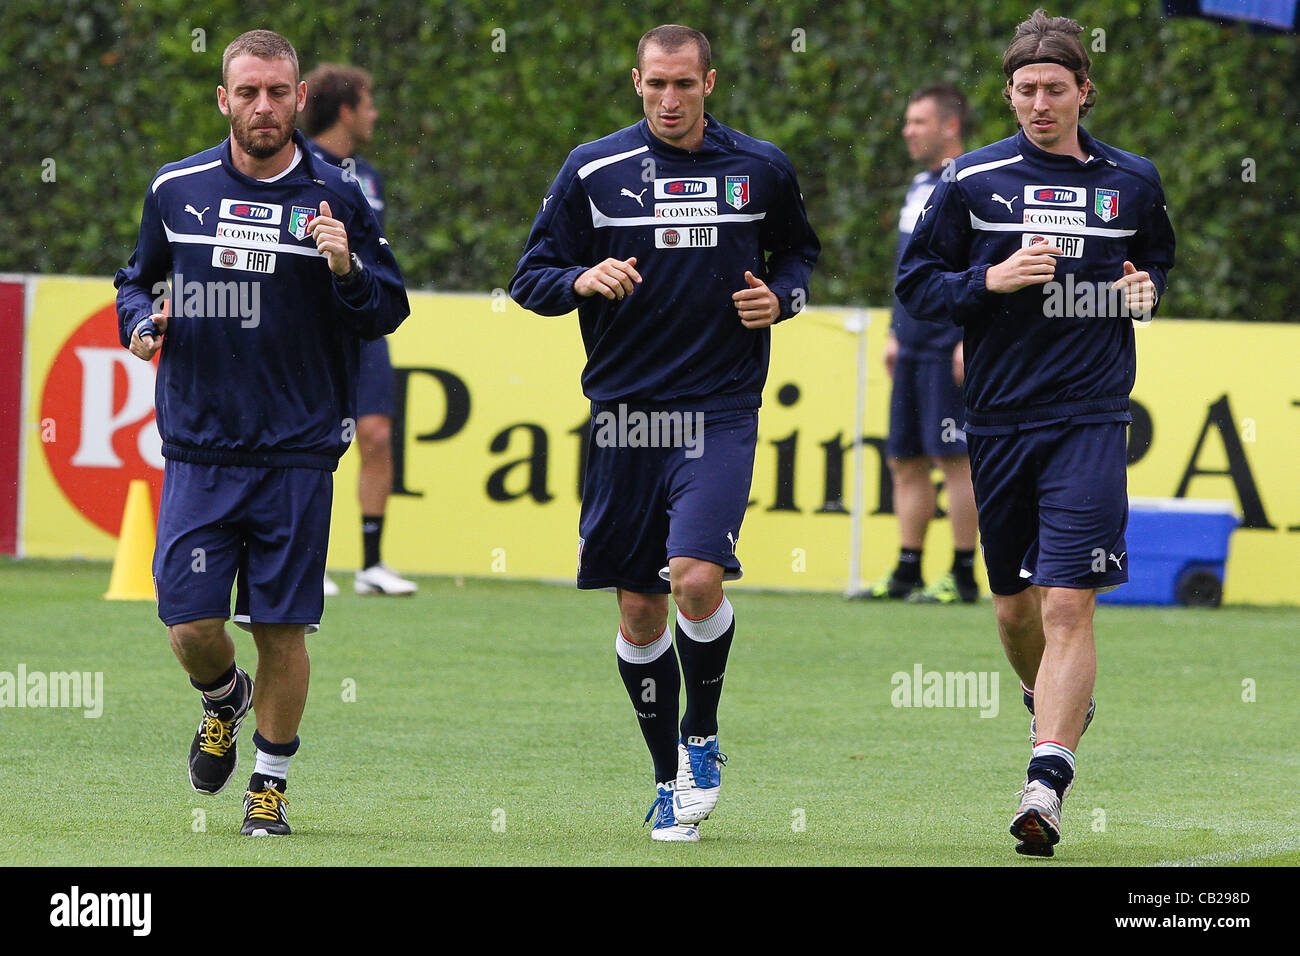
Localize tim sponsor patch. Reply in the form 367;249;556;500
653;178;717;199
218;199;283;225
655;226;718;248
1024;185;1086;206
211;246;277;273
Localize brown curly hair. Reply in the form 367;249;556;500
1001;9;1097;117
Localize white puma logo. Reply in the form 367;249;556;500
620;187;648;207
1109;551;1126;569
919;205;932;222
992;193;1016;214
541;194;553;212
726;532;737;554
185;204;210;225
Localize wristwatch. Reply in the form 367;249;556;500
337;252;364;286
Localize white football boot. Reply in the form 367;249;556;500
354;563;418;595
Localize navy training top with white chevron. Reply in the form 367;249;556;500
893;167;961;357
896;127;1175;433
509;113;821;412
114;129;410;470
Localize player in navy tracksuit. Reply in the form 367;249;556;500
897;11;1174;856
114;31;409;836
304;62;418;597
510;25;819;842
863;84;980;605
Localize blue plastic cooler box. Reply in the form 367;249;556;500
1098;497;1239;607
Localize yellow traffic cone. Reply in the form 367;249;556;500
105;479;156;601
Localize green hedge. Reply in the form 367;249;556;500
2;0;1296;319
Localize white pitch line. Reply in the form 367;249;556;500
1155;835;1300;867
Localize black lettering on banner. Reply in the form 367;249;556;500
487;423;553;503
1292;400;1300;532
570;418;591;502
1174;394;1273;529
932;476;949;520
860;436;893;515
390;367;471;498
767;431;799;512
817;433;850;514
1127;398;1153;466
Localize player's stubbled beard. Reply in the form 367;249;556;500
231;106;296;159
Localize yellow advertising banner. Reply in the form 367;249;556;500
20;276;1300;604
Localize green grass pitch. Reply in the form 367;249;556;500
1;558;1296;867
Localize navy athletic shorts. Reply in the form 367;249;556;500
967;421;1128;595
357;337;396;418
153;460;333;632
577;406;758;593
886;353;967;459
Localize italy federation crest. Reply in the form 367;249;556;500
288;205;317;241
1094;188;1119;223
725;175;750;210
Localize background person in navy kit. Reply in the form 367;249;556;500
115;31;409;835
509;24;819;840
303;62;418;597
863;84;980;605
897;10;1173;855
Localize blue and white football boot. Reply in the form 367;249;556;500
645;783;699;842
673;735;727;824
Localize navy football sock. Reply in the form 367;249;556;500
952;549;976;588
1028;742;1075;800
362;514;384;569
615;626;680;784
894;548;923;585
1022;680;1035;715
192;662;240;704
676;597;735;740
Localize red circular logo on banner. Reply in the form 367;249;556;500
41;304;164;535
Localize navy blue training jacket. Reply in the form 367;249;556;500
893;167;961;357
307;140;386;231
114;130;409;470
897;127;1175;432
509;114;820;412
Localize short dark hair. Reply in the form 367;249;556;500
222;30;299;88
1001;9;1097;116
637;24;711;74
301;64;373;136
910;84;969;139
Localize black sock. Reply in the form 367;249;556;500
952;549;976;587
616;628;681;784
362;514;384;569
894;548;923;585
676;599;736;740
